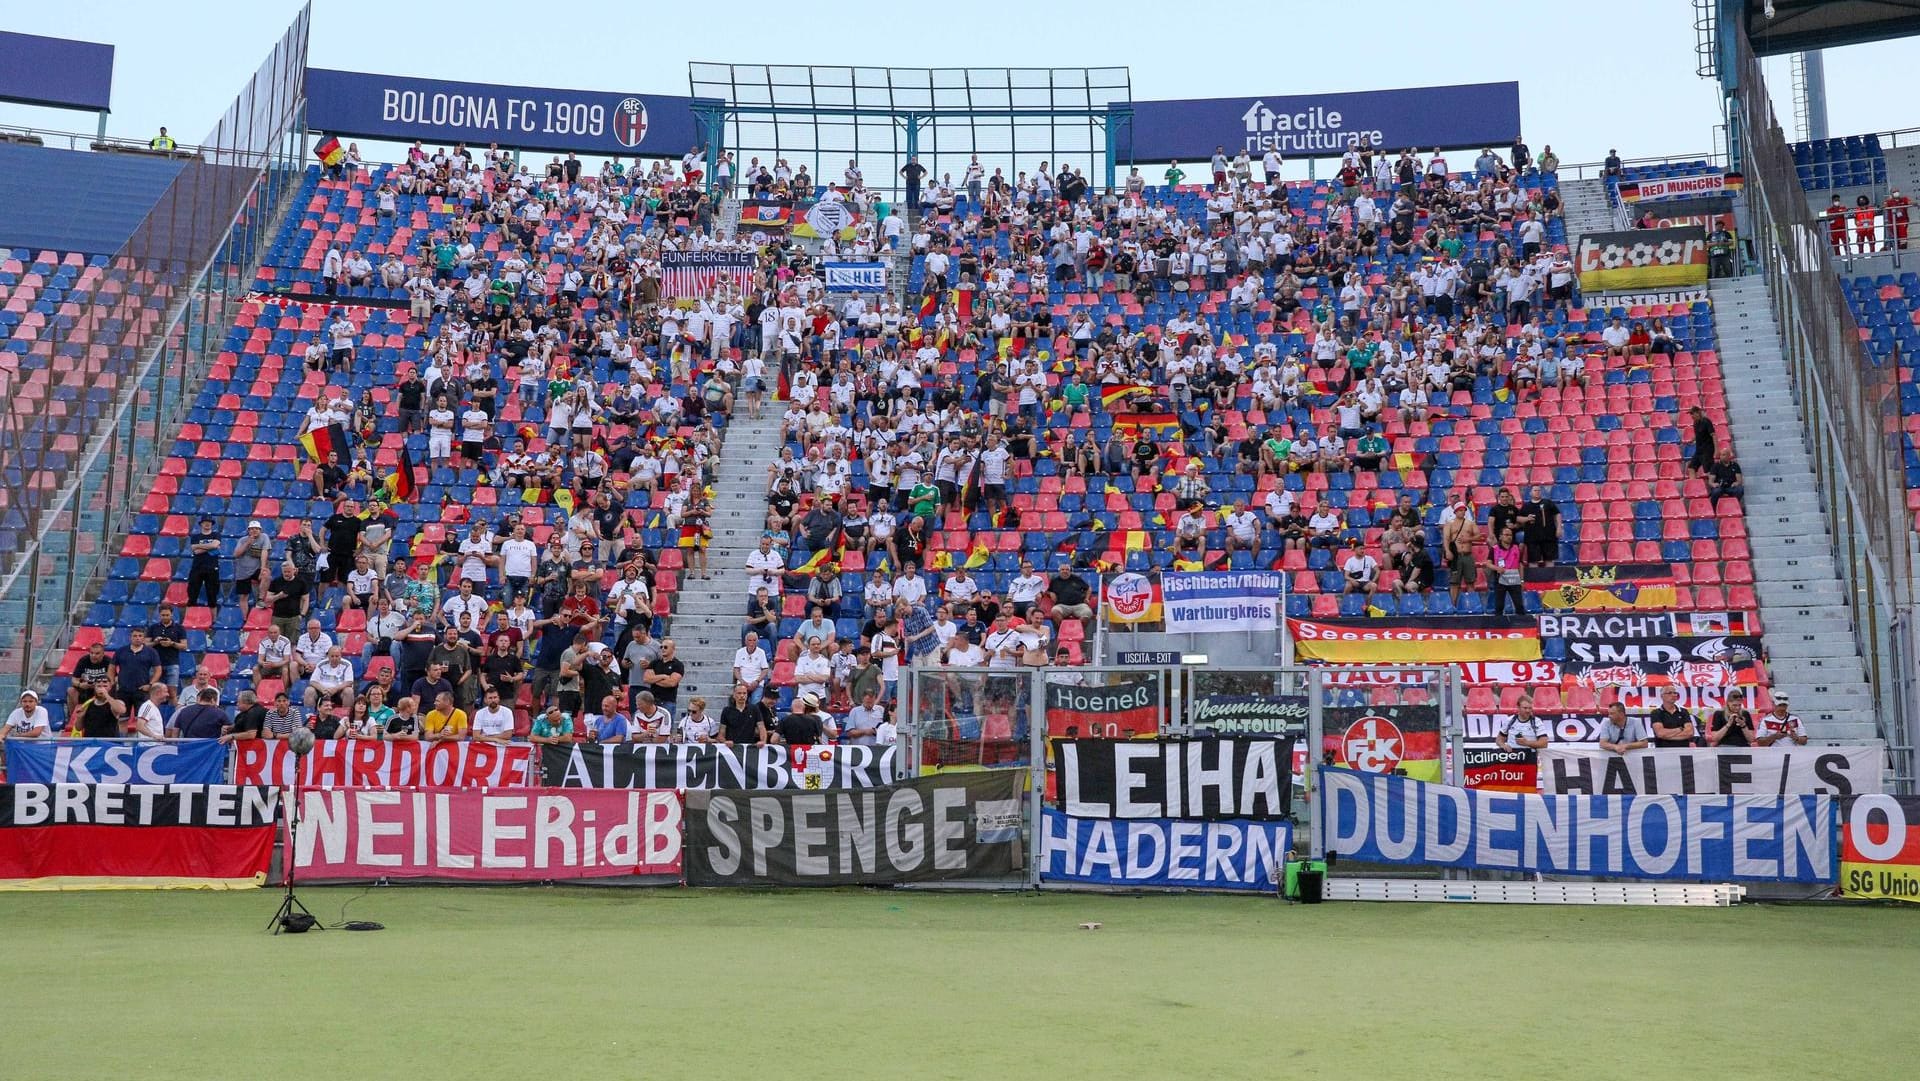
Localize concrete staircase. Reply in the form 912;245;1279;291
716;196;741;240
1558;175;1618;246
665;408;785;700
1708;274;1877;742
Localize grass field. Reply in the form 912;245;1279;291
1;887;1913;1080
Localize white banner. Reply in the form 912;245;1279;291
1163;571;1281;634
822;262;886;293
1537;745;1885;798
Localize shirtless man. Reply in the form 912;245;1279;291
1441;492;1480;605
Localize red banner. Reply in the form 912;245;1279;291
0;784;276;889
290;788;683;882
233;740;533;788
1461;746;1538;792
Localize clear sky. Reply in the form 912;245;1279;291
4;0;1919;166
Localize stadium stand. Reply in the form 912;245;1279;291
1842;271;1920;531
33;137;1800;746
0;142;186;257
1793;134;1888;191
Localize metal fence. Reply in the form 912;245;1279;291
1728;27;1917;785
900;662;1464;890
0;6;312;706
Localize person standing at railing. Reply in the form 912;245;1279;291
1885;189;1911;250
149;127;175;152
1823;195;1849;254
1851;195;1879;256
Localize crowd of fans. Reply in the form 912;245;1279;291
2;125;1785;751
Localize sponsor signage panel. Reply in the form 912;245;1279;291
304;68;710;156
1121;82;1521;163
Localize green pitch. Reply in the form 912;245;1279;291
2;888;1911;1079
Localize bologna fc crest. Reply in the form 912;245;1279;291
613;97;649;149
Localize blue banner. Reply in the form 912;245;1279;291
1119;82;1521;164
0;31;114;112
5;740;228;785
1041;809;1290;891
304;69;715;157
1321;767;1833;884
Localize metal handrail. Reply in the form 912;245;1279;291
0;122;204;157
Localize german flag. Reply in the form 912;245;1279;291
1112;412;1182;440
1100;384;1151;410
298;422;348;465
380;448;419;504
918;292;938;319
314;135;344;168
677;525;707;549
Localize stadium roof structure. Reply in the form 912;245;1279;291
687;63;1133;194
1739;0;1920;54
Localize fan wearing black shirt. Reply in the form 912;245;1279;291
1647;686;1697;748
719;684;767;746
1707;695;1755;747
323;503;365;586
777;693;827;746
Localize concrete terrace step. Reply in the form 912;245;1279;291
1707;275;1880;744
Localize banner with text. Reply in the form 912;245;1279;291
1840;796;1920;903
1538;745;1885;798
1053;738;1292;820
1616;172;1742;204
291;788;682;883
304;69;708;156
1576;227;1709;293
1462;745;1538;792
1119;82;1520;163
1184;694;1307;735
1044;678;1162;740
1322;767;1833;883
0;784;276;889
233;740;531;788
542;742;898;790
4;739;227;785
823;262;887;293
1163;571;1282;634
1040;810;1291;892
684;771;1023;887
661;251;756;300
1288;616;1540;663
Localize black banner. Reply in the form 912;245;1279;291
1185;695;1308;735
1044;677;1162;739
0;784;278;828
541;743;898;790
1561;633;1762;689
1053;738;1293;820
684;771;1024;886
